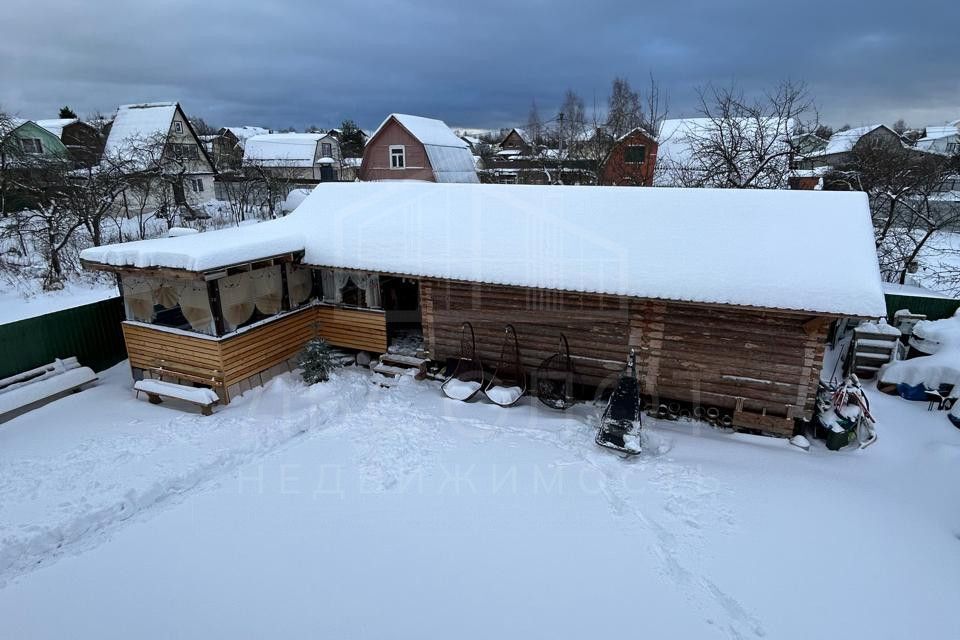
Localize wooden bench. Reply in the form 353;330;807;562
0;358;98;423
134;379;220;416
136;360;225;416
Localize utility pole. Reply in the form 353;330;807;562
557;112;564;185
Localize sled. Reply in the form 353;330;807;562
441;322;485;402
595;349;642;456
536;334;576;410
483;324;526;407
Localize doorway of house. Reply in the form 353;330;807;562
379;276;423;353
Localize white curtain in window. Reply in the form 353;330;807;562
320;269;336;302
122;276;155;322
153;280;180;309
333;270;351;304
218;272;254;331
179;281;215;335
251;265;282;315
353;272;381;308
286;265;313;307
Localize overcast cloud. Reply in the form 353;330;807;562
1;0;957;132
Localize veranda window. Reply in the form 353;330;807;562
121;276;216;336
320;269;381;308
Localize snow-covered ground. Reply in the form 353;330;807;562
0;279;118;325
0;363;958;639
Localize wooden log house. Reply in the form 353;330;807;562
81;182;885;436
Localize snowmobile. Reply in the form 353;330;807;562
595;349;643;456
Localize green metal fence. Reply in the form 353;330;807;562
0;296;127;379
884;293;960;322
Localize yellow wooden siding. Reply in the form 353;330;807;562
315;306;387;353
122;304;388;402
122;322;222;371
220;308;318;386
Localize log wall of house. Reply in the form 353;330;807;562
421;279;831;435
421;279;632;386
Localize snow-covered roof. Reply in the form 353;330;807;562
882;282;954;300
35;118;77;139
224;126;269;146
504;127;528;143
819;125;890;155
103;102;177;159
243;133;327;167
921;125;959;141
80;182;884;315
292;183;882;315
80;218;304;273
371;114;469;149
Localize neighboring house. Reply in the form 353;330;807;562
243;132;341;182
915;121;960;156
341;156;363;182
792;132;828;158
797;124;903;169
500;128;530;152
788;168;827;191
35;118;103;166
0;119;69;164
481;127;597;185
103;102;217;212
599;127;658;186
0;119;71;212
359;114;479;183
80;181;884;440
459;133;482;152
210;126;269;170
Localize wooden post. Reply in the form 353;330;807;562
311;268;323;302
280;264;291;311
207;279;226;336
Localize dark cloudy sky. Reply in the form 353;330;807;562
2;0;957;132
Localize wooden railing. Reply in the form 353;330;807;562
122;304;387;402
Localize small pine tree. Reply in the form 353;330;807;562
299;338;341;384
59;106;77;119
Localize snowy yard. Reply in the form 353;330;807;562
0;363;958;639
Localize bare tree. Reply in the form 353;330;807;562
243;159;305;219
525;100;543;149
606;77;643;140
641;73;669;136
220;169;269;225
826;144;960;284
0;151;87;289
667;80;814;189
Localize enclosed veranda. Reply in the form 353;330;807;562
82;250;422;402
